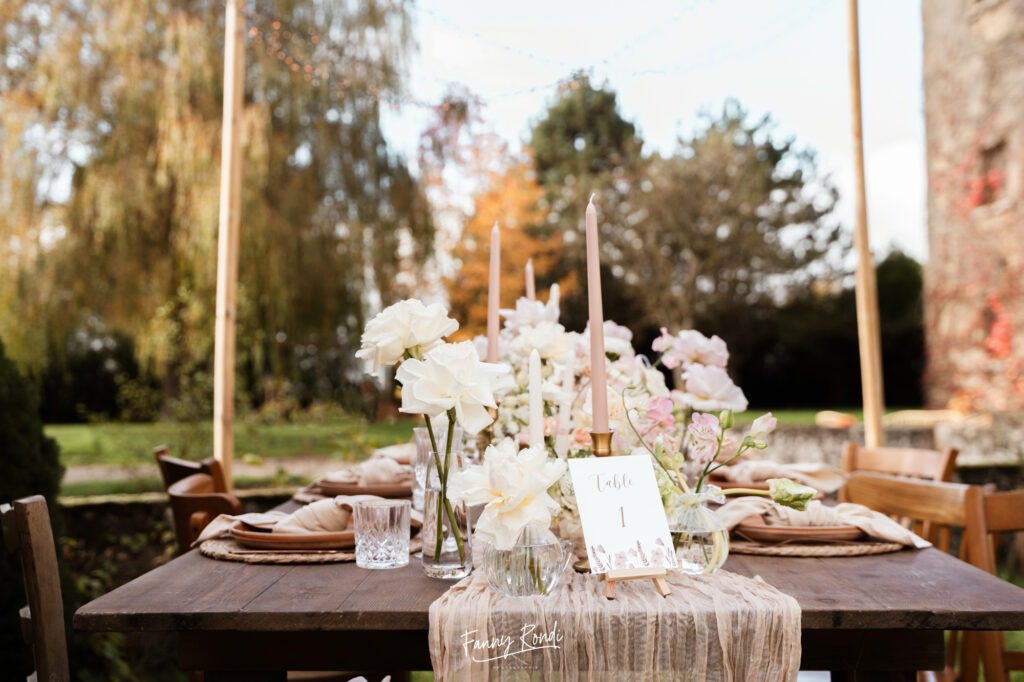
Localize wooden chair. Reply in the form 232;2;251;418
964;489;1024;682
166;473;242;552
844;472;988;682
154;445;229;493
841;442;959;483
1;495;70;682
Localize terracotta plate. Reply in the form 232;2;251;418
229;523;356;551
316;480;412;498
734;514;864;544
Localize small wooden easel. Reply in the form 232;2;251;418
602;567;672;599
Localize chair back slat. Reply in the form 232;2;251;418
166;473;242;551
1;497;70;682
154;446;228;493
843;471;981;529
841;441;958;481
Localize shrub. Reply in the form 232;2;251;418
0;338;64;676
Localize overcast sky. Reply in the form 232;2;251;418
382;0;928;261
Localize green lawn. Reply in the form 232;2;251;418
47;416;416;468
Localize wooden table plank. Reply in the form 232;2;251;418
75;547;1024;633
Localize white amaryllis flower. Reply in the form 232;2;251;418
678;364;748;413
395;341;511;434
500;284;561;330
510;321;574;360
448;439;566;550
356;299;459;371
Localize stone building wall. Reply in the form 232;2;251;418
922;0;1024;410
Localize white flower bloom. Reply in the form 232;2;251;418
654;328;729;369
510;321;574;360
500;284;561;330
749;412;778;440
395;341;511;434
678;364;748;413
448;439;566;550
356;299;459;371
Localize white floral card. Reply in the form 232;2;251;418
568;454;678;573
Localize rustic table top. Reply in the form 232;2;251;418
75;528;1024;634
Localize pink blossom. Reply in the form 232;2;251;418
687;412;720;464
651;327;675;353
749;412;777;439
571;427;591;446
643;396;676;431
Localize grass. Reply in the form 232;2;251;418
46;416;416;468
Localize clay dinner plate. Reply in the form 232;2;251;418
316;479;412;498
734;514;865;544
229;523;356;551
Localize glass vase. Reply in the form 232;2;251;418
668;487;730;576
483;526;573;597
422;484;472;580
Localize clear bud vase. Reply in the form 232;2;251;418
422;484;472;580
668;486;730;575
483;526;573;597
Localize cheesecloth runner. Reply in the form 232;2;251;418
428;568;800;681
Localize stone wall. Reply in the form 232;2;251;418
922;0;1024;410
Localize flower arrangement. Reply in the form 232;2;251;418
357;299;511;573
448;438;566;550
625;327;815;513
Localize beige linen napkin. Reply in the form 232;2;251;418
716;460;846;494
193;495;390;546
372;442;416;465
323;457;413;485
716;497;931;548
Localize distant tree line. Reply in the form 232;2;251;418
1;5;924;423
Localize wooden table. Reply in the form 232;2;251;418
75;506;1024;681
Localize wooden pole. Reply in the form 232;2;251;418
847;0;886;447
213;0;245;489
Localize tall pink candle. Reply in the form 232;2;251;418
525;258;536;300
486;222;501;362
585;196;609;432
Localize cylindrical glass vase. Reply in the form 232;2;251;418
422;484;472;580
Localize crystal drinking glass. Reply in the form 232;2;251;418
353;499;411;569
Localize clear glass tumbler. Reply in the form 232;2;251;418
353;499;411;569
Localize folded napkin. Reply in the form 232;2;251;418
715;460;846;494
716;497;931;548
323;457;413;486
193;495;391;546
372;442;416;465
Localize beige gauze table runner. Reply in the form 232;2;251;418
429;569;800;681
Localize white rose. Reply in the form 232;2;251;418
500;284;561;330
678;364;748;413
395;341;512;434
510;321;574;360
448;439;566;550
356;299;459;372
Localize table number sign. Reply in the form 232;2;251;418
568;454;678;573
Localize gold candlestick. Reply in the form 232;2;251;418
590;431;613;457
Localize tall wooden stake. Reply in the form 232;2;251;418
213;0;245;489
847;0;885;447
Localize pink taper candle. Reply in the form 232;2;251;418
525;258;536;300
585;195;609;432
486;222;501;362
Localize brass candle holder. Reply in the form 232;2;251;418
590;431;614;457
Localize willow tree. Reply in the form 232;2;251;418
0;0;432;408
